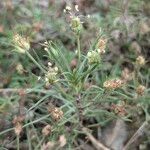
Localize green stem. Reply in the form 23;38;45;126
133;65;140;87
26;125;32;150
77;34;81;63
55;82;67;97
26;51;46;73
17;135;20;150
35;136;45;150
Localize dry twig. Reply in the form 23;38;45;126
123;121;149;150
82;127;110;150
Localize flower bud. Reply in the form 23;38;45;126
87;51;100;64
71;17;82;33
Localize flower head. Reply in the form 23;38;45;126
42;125;52;136
96;38;107;54
12;116;24;136
87;51;101;64
121;68;133;81
136;55;145;66
64;5;83;34
103;78;124;89
16;63;24;74
48;104;63;121
13;34;30;53
70;17;82;33
136;85;146;96
45;63;59;86
111;101;127;116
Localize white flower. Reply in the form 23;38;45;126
75;5;79;12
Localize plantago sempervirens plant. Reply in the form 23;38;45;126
10;4;150;149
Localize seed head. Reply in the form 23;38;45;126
103;78;124;89
45;64;59;85
13;34;30;53
136;85;146;96
70;58;78;70
42;125;52;136
121;68;133;81
14;122;23;136
42;141;55;150
48;105;63;121
16;63;24;74
51;107;63;121
111;102;127;116
136;55;145;66
59;135;67;147
71;17;82;33
12;116;24;136
97;38;107;54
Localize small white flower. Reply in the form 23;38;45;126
54;67;58;72
87;51;92;57
38;76;41;81
44;41;48;44
48;62;52;67
97;48;105;54
44;47;48;51
66;6;71;11
75;50;78;54
75;5;79;12
45;77;48;82
87;15;90;18
136;56;145;66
